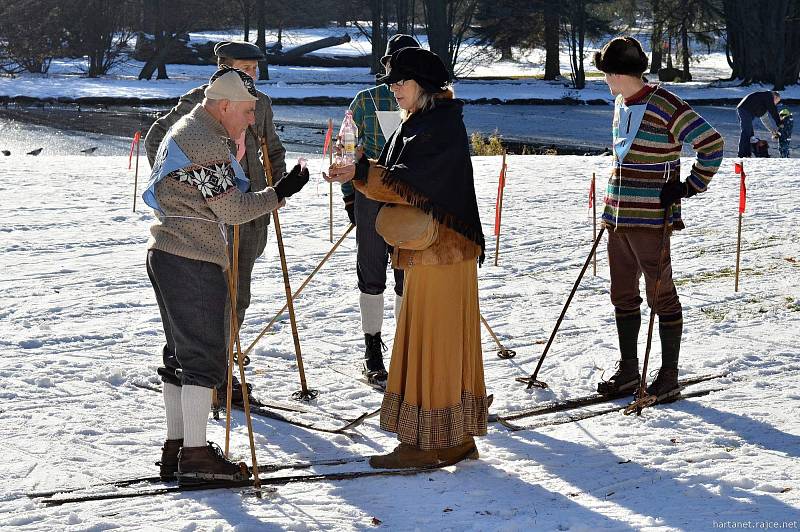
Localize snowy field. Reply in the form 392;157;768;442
1;26;799;104
1;148;799;530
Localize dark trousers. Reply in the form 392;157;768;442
607;229;682;318
355;189;404;296
147;249;228;389
737;107;755;158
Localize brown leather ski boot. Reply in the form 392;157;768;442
177;442;251;486
369;443;439;469
157;438;183;481
436;435;480;463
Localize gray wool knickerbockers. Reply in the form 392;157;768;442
147;249;228;389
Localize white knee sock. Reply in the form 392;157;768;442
181;385;212;448
163;383;183;440
394;294;404;322
360;292;384;335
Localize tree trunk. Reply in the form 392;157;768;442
650;0;662;73
242;2;250;42
278;35;352;60
499;45;513;61
396;0;410;34
139;37;176;80
680;7;691;81
255;0;268;80
770;0;789;90
543;2;560;80
576;0;585;89
370;0;384;74
424;0;451;75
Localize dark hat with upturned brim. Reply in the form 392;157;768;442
214;41;266;61
380;34;421;66
377;47;450;93
593;36;648;76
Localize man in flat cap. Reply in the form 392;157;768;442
145;41;285;406
144;66;309;484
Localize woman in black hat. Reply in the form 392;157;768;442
327;47;488;469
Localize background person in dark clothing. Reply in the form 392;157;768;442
737;91;782;157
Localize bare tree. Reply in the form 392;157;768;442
254;0;269;79
723;0;799;88
0;0;68;75
67;0;136;77
138;0;205;80
422;0;479;76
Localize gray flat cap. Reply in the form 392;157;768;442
214;41;265;61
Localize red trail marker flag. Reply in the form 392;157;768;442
734;161;746;214
494;160;507;236
322;122;333;159
128;131;141;170
588;175;595;209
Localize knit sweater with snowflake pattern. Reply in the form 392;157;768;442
148;105;280;269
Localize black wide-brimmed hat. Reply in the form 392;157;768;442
380;34;421;66
593;36;648;76
377;47;450;93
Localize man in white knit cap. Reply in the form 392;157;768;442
144;67;309;485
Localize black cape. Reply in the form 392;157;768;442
377;98;485;263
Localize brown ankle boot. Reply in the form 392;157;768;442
369;443;439;469
437;436;479;463
157;439;183;481
177;442;251;485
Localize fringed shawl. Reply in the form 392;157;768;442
377;98;485;264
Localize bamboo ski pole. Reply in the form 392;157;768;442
516;227;606;389
480;313;516;359
592;172;597;277
242;223;354;358
260;137;317;400
130;131;141;212
328;118;334;243
224;226;239;457
625;209;672;416
494;150;507;266
223;225;263;496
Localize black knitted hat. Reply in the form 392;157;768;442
593;37;648;76
377;47;450;93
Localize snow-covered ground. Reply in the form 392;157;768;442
2;147;799;529
1;26;798;104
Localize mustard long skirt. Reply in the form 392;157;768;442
380;258;488;450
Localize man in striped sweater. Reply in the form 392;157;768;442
593;37;724;401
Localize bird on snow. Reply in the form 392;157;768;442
27;148;43;156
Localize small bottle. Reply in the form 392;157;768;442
338;110;358;166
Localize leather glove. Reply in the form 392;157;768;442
659;180;697;208
353;153;370;182
343;193;356;225
273;163;310;200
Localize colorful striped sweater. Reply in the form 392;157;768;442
603;85;724;231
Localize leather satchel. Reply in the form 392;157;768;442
375;204;438;250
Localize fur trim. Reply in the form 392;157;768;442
380;169;486;265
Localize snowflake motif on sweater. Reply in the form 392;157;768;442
173;162;236;198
